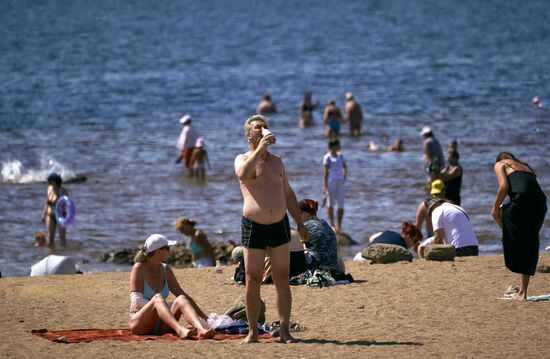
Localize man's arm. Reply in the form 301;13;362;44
234;135;273;181
417;237;434;259
415;202;426;230
433;228;445;244
282;168;308;242
437;166;462;181
423;140;430;159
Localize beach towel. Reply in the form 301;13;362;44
498;294;550;302
215;320;274;335
31;328;272;343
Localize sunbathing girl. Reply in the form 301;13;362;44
129;234;215;339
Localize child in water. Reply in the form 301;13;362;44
190;137;211;181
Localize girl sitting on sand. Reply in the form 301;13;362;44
173;216;216;268
129;234;214;339
298;198;345;274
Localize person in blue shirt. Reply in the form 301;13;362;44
366;221;423;256
298;198;344;273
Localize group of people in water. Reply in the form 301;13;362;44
257;91;364;138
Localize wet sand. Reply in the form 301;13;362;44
1;253;549;358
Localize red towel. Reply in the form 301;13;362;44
32;329;272;343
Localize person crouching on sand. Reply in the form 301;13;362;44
173;216;216;268
129;234;215;339
366;221;423;257
417;198;479;259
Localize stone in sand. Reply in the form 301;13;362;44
536;265;550;273
361;244;413;264
336;232;357;246
425;244;456;261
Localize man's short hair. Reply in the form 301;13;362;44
244;115;268;135
328;139;340;149
449;150;459;160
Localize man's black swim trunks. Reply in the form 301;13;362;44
241;215;291;249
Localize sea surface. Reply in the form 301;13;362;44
1;0;549;276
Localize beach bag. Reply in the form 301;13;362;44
307;268;335;288
224;295;266;324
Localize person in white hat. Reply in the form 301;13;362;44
175;114;201;175
128;234;215;339
189;137;211;181
344;92;364;137
420;126;445;195
532;96;541;108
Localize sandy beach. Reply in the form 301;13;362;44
1;253;549;358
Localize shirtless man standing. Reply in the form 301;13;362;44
344;92;364;137
234;115;308;344
256;93;278;115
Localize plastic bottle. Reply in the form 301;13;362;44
215;260;224;284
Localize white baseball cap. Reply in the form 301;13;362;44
179;114;192;124
420;126;432;136
231;246;244;261
195;137;204;147
144;234;178;253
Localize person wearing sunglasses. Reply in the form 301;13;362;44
128;234;214;339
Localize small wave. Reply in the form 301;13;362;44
1;157;76;184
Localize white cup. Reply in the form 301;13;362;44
261;128;272;137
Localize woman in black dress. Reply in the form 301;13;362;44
492;152;547;300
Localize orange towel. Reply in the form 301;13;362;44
32;328;272;343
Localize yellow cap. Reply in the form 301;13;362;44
430;179;445;195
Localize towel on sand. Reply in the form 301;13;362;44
498;285;550;301
31;328;272;343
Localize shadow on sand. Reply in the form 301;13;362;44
298;338;422;347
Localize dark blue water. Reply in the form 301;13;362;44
1;0;549;276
